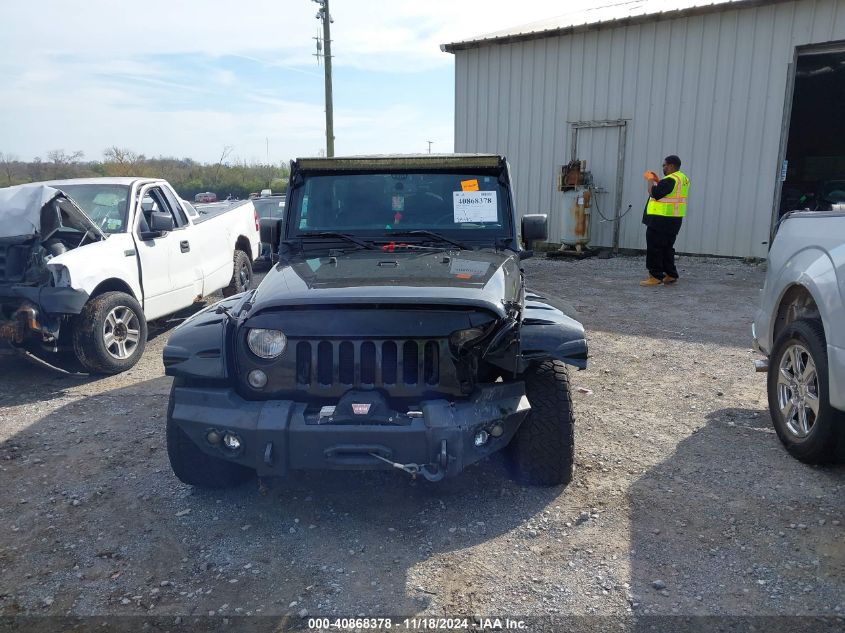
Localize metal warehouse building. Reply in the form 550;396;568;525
443;0;845;258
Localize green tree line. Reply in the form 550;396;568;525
0;147;290;200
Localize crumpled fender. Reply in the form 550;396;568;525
163;294;246;380
519;293;588;370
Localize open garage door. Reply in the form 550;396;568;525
777;44;845;218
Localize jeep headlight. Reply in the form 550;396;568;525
449;327;486;350
247;328;287;359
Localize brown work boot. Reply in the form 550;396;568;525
663;275;678;284
639;275;662;286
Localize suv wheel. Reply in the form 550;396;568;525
222;249;252;297
166;378;254;488
506;360;575;486
767;318;843;463
72;291;147;374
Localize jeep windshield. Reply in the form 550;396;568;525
288;171;513;245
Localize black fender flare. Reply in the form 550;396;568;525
162;294;247;381
518;294;588;370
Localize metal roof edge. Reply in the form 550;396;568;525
442;0;792;53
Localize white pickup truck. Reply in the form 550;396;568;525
0;177;260;374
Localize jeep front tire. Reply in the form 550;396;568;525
507;360;575;486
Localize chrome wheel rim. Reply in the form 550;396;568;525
776;343;819;439
103;306;141;360
239;260;251;290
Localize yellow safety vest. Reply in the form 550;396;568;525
647;170;689;217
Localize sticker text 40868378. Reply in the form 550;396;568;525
452;190;498;223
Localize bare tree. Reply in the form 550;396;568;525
0;152;18;186
46;149;84;165
213;145;234;185
28;157;44;181
103;146;146;176
46;149;85;179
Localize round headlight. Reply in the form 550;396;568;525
247;328;287;358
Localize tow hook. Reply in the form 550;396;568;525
369;444;449;482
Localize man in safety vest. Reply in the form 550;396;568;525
640;154;689;286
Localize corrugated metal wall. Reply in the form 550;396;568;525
454;0;845;257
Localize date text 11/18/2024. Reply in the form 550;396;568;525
307;618;528;630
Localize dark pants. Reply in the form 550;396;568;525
646;226;679;279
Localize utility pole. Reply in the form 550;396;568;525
266;137;271;189
315;0;334;157
427;141;433;154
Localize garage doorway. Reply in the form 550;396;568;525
774;42;845;223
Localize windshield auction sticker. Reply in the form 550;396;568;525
453;190;497;223
460;178;480;191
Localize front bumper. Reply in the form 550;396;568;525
170;381;530;479
0;286;88;344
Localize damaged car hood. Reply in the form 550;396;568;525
250;249;522;317
0;184;105;240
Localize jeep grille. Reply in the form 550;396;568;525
295;339;443;388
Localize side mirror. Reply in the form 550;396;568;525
521;214;548;253
140;212;175;240
259;218;283;261
150;212;175;233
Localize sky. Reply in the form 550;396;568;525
0;0;614;165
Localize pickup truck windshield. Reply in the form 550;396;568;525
58;184;130;234
289;172;511;240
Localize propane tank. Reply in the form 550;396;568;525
555;162;592;251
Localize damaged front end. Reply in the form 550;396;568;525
165;294;587;481
0;184;100;349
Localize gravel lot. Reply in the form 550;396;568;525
1;254;843;625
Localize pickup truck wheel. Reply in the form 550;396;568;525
767;318;843;464
506;360;575;486
72;291;147;374
222;249;252;297
166;378;254;488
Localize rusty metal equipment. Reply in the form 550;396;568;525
548;159;596;258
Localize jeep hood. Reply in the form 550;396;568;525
0;184;105;240
250;249;522;317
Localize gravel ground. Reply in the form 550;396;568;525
0;254;843;624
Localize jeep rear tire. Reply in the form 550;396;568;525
507;360;575;486
166;378;254;488
767;318;844;464
222;249;252;298
72;291;147;374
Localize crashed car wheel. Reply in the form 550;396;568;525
166;378;254;489
72;291;147;375
506;360;575;486
222;249;252;298
768;318;844;464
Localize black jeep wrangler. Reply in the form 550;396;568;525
163;155;587;487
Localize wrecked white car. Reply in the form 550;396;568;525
0;178;260;374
